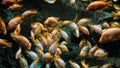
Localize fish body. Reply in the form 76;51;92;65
35;48;44;57
54;55;66;68
19;55;28;68
99;27;120;43
44;0;56;4
69;22;80;38
69;60;81;68
78;18;91;25
112;11;120;20
49;40;58;54
86;1;110;11
60;29;68;41
29;58;39;68
80;45;90;57
15;46;22;59
13;24;21;36
44;17;59;27
39;34;48;47
79;39;86;49
42;52;53;64
89;24;102;34
21;9;37;19
7;16;22;30
1;0;17;6
94;48;108;59
58;44;69;52
11;33;31;49
26;50;38;60
79;25;90;35
81;60;89;68
0;39;12;48
8;4;23;11
34;39;44;50
0;18;7;35
89;45;99;57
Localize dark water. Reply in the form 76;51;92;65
0;0;120;68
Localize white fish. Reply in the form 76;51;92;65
60;29;68;41
34;39;44;51
19;55;28;68
44;0;56;4
46;64;50;68
49;40;58;54
15;46;22;59
29;58;39;68
70;0;76;4
35;48;44;57
26;50;38;60
54;55;66;68
69;22;80;38
69;60;81;68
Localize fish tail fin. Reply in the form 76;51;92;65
107;1;113;7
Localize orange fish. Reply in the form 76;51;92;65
42;52;53;64
112;11;120;20
49;40;59;55
1;0;17;6
21;9;38;19
86;1;112;11
69;60;81;68
7;16;22;30
0;38;12;48
99;27;120;43
78;18;91;26
13;24;21;36
7;4;23;11
79;25;90;35
44;16;59;27
11;33;31;49
54;54;66;68
0;18;7;35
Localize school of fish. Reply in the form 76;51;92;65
0;0;120;68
